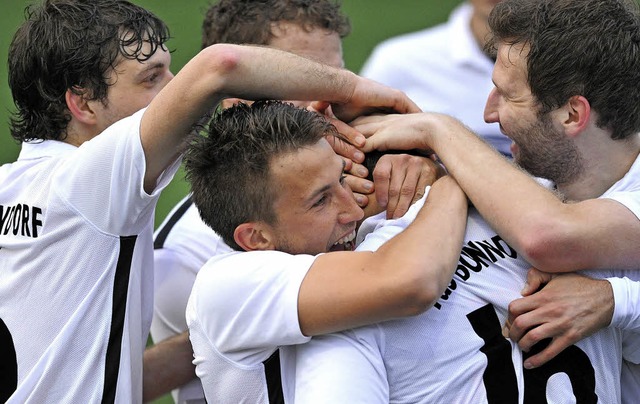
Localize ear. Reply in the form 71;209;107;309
561;95;591;138
65;88;97;125
234;222;276;252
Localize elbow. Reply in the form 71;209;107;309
198;44;242;78
392;272;448;317
517;227;577;272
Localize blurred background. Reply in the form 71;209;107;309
0;0;462;226
0;1;462;402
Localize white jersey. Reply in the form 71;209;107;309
186;250;317;403
360;3;511;156
0;109;180;403
151;195;231;403
294;163;640;403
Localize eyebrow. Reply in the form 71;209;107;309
305;159;346;205
135;62;165;79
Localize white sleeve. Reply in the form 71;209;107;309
190;251;315;364
608;277;640;333
293;327;388;403
54;109;180;234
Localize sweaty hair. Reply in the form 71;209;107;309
201;0;350;49
184;100;339;251
8;0;170;142
486;0;640;140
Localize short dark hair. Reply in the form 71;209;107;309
201;0;350;49
184;100;338;250
486;0;640;140
8;0;170;142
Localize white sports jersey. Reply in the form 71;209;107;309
294;162;640;403
0;109;180;403
186;250;317;403
360;3;511;156
151;195;231;403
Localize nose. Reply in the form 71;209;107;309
484;87;499;124
337;185;364;224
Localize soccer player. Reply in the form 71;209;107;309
0;0;419;401
294;0;640;401
150;2;435;401
182;100;468;403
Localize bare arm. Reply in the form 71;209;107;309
140;44;419;193
298;175;467;336
355;112;640;272
142;331;195;402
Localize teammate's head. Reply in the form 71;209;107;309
485;0;640;141
8;0;172;143
184;100;363;254
202;0;350;110
202;0;350;50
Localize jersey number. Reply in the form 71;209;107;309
1;318;17;401
467;304;597;403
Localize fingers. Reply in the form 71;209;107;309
343;174;373;208
326;116;366;151
324;134;365;165
521;267;553;296
523;335;576;369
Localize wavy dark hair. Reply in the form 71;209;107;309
8;0;170;142
184;100;338;251
486;0;640;140
201;0;350;49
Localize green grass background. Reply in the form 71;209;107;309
0;1;461;402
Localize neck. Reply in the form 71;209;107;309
557;134;640;201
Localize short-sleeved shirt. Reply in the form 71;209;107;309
0;108;180;403
186;250;316;403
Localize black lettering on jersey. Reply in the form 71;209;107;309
0;318;18;401
523;339;597;403
467;304;519;403
435;236;517;310
0;204;43;238
469;305;598;403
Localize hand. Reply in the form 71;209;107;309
372;153;441;219
351;113;434;154
311;101;365;164
330;77;421;123
505;268;614;369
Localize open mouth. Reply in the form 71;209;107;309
329;229;356;252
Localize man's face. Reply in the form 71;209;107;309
484;42;583;183
88;40;174;135
265;138;363;255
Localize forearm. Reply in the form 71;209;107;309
142;331;196;402
376;175;468;314
421;114;624;271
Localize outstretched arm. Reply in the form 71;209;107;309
353;112;640;272
140;44;419;193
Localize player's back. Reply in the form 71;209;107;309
295;208;631;403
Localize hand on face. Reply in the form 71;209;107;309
504;267;614;369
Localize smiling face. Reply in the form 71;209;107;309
265;138;363;255
484;42;583;183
